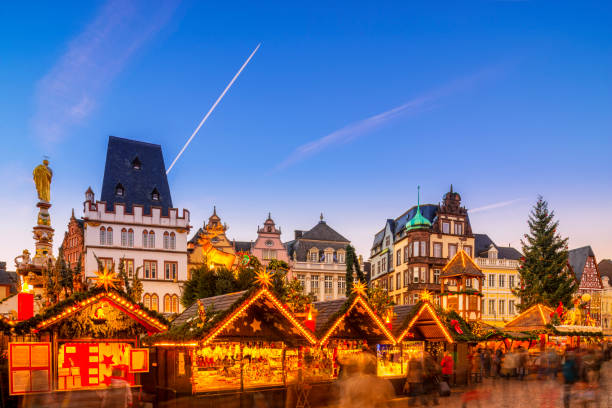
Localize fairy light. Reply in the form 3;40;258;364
397;303;454;343
154;342;198;347
319;296;395;345
35;292;167;332
201;288;317;346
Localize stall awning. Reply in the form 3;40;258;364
394;302;454;343
503;304;553;333
315;295;395;345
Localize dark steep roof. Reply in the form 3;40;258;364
474;234;521;260
568;246;596;283
172;291;247;327
300;221;349;242
101;136;173;216
371;219;396;250
391;304;416;337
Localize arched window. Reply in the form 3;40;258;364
99;227;106;245
115;183;124;197
163;232;169;249
128;229;134;247
170;232;176;250
172;295;179;313
121;228;128;247
142;230;148;248
106;227;113;245
164;294;171;313
149;230;155;248
143;293;151;309
151;294;159;312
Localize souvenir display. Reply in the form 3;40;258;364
242;342;284;388
376;344;402;377
192;342;242;392
401;341;425;373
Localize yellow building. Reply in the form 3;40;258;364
474;234;521;327
187;207;237;273
601;275;612;335
371;186;475;306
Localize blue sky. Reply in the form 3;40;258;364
1;1;611;266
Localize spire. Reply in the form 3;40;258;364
320;212;324;222
71;208;75;219
213;205;217;216
406;185;432;231
268;211;271;220
450;184;454;194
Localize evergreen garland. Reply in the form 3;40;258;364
513;197;577;311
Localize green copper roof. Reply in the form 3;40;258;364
406;186;432;231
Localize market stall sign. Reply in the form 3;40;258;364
129;348;149;372
8;342;51;395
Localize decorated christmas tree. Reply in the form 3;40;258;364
513;196;577;311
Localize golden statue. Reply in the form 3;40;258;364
33;159;52;202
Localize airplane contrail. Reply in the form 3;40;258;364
166;43;261;174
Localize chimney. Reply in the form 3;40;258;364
295;230;303;239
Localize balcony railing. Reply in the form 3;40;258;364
403;282;441;291
405;256;448;265
476;258;519;268
292;261;346;272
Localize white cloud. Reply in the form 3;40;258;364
31;0;180;143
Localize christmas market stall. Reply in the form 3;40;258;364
500;304;553;352
7;285;167;401
149;270;317;407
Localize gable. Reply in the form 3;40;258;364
33;291;167;335
579;256;603;290
201;288;316;346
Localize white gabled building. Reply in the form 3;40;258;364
81;136;190;314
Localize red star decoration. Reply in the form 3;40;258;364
101;354;114;366
102;375;112;386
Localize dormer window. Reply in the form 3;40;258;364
132;157;141;170
151;188;160;201
115;183;124;197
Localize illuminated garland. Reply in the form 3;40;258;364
318;295;395;345
10;287;168;335
396;302;454;343
149;286;317;347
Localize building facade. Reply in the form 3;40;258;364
474;234;521;326
82;136;190;314
188;208;237;273
60;209;85;269
370;186;475;306
285;215;349;301
251;214;289;266
369;219;396;284
602;276;612;335
568;246;603;325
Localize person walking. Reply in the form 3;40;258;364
101;368;133;408
562;351;578;408
422;353;441;407
404;356;424;406
441;352;454;386
484;349;492;378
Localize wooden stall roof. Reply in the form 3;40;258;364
29;290;168;334
441;250;484;278
315;295;395;345
503;304;554;332
157;287;317;347
394;302;454;343
172;291;247;327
